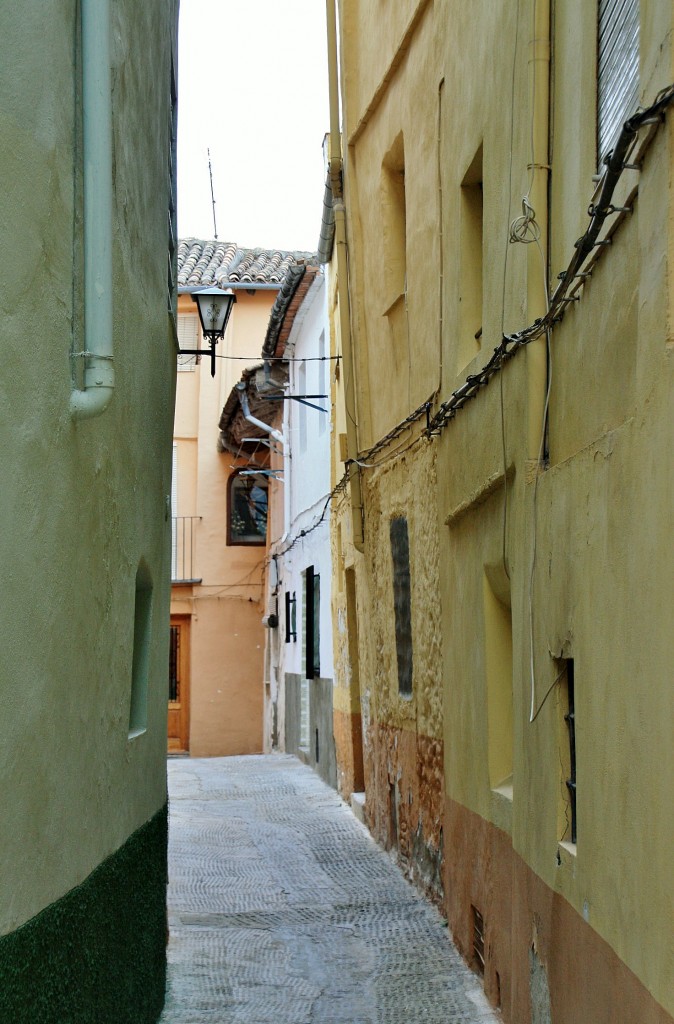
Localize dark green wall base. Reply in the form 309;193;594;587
0;803;168;1024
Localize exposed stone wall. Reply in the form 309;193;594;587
365;724;444;906
353;442;445;904
333;708;365;797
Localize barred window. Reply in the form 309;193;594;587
228;473;268;545
390;517;412;697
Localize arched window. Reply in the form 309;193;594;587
228;472;268;545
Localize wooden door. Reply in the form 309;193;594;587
168;616;190;752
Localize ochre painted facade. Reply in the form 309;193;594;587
331;0;674;1020
171;289;272;756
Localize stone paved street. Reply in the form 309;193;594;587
160;754;499;1024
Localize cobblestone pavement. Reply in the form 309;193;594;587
160;754;498;1024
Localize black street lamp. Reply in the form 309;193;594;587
188;286;237;377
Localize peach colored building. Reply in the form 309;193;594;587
170;239;310;756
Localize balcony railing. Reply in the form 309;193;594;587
171;516;200;583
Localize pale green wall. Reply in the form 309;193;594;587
0;0;178;935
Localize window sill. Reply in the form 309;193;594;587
382;291;406;319
490;780;513;834
558;840;577;860
492;779;513;801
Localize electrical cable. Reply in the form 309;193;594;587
530;664;566;723
526;234;552;723
180;352;339;363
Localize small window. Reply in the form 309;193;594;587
381;132;406;306
483;568;513;792
390;517;412;697
129;561;153;738
459;144;483;369
597;0;639;167
228;473;268;545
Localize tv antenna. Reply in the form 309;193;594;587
208;148;218;240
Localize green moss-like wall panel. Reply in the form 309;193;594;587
0;803;168;1024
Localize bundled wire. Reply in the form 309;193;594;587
423;82;674;436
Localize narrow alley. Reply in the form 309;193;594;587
160;755;497;1024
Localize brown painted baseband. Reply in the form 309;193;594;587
444;795;672;1024
333;708;365;798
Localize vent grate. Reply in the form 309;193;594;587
472;905;485;974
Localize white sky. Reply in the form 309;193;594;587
177;0;329;254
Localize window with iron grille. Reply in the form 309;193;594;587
390;517;412;696
563;659;577;843
557;657;577;845
169;625;180;702
597;0;639;167
228;473;268;545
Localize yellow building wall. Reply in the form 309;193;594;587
335;0;674;1020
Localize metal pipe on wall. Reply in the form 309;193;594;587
326;0;364;552
526;0;551;458
71;0;115;420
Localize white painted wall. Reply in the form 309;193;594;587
264;272;334;751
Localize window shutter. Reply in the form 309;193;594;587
177;313;199;370
597;0;639;166
305;566;315;679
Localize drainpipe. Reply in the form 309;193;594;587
70;0;115;420
526;0;551;459
326;0;365;552
235;382;285;446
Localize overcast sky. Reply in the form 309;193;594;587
177;0;329;254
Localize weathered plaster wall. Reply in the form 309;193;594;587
0;0;177;1016
337;0;674;1020
358;443;444;903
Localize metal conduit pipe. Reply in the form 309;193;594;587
526;0;551;458
70;0;115;420
317;173;335;266
326;0;364;552
235;382;285;446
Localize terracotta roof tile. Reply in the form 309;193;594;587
178;238;314;289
